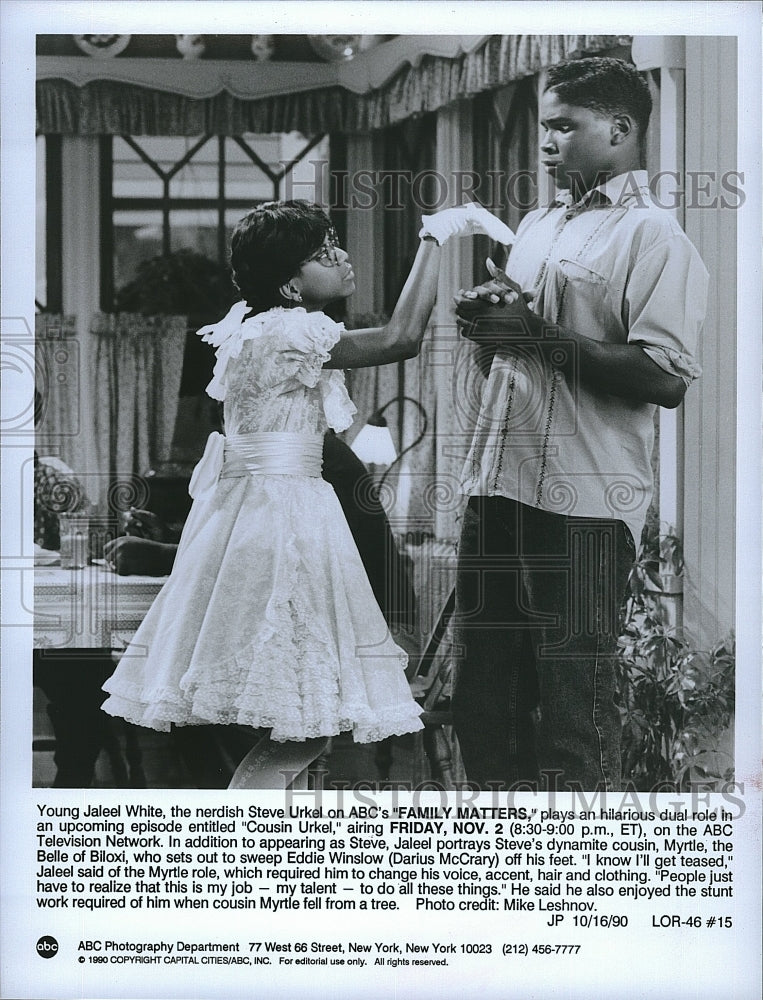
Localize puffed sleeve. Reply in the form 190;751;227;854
319;369;357;432
272;309;357;429
271;307;345;388
624;235;708;386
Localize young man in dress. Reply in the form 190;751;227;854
452;57;708;792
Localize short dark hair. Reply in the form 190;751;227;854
229;200;332;314
544;57;652;136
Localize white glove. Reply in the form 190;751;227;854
419;202;516;247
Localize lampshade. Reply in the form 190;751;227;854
350;416;397;466
350;396;429;481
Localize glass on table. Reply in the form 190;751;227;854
58;513;89;569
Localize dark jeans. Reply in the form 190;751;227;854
452;496;635;792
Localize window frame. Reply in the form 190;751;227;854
98;132;326;311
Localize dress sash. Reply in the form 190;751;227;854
189;431;323;499
222;432;323;478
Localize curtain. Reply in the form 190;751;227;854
472;76;539;237
35;314;80;465
90;313;186;511
343;114;441;539
37;35;630;136
342;325;393;449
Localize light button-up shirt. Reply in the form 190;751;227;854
460;170;708;546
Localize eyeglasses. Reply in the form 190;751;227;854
301;229;343;268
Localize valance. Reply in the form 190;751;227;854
37;34;630;136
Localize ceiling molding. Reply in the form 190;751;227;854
339;34;489;92
36;36;491;100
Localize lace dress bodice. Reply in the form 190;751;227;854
198;304;356;437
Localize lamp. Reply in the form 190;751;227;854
351;396;428;491
350;410;397;468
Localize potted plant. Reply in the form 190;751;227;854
616;526;735;791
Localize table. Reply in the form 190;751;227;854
34;565;167;650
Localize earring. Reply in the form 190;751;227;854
279;282;303;304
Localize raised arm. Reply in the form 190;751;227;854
325;239;441;369
325;203;515;370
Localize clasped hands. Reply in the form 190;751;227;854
454;275;542;346
418;204;542;347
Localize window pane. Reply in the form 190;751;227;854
113;210;163;293
225;206;251;235
107;133;331;301
135;136;209;163
224;134;330;201
169;209;218;260
113;137;164;198
223;161;277;201
168;141;220;199
280;132;329;202
224;136;279;201
36;136;46;306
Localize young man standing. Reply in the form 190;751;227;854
452;57;708;792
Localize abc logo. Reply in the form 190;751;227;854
36;935;59;958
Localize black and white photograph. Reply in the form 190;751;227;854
2;3;761;999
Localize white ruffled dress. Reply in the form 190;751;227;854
102;305;423;743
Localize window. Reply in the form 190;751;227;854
100;132;329;309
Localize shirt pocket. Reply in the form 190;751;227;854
554;259;617;337
557;259;608;284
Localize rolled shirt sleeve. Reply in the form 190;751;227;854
624;235;708;386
